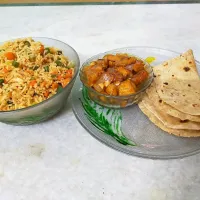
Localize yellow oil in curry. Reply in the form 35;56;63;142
145;57;156;64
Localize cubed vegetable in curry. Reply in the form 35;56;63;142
118;79;136;96
81;53;149;96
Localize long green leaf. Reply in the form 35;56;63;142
80;87;136;146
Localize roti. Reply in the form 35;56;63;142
153;49;199;81
139;102;200;137
156;79;200;116
142;93;200;130
146;82;200;122
153;49;200;116
167;107;200;122
139;49;200;137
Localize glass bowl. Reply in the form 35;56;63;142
80;48;154;108
0;37;80;125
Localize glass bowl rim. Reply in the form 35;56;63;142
0;36;80;113
80;48;154;100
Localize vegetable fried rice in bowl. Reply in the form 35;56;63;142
0;37;80;125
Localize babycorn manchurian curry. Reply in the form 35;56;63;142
82;54;149;97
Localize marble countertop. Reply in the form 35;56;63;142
0;4;200;200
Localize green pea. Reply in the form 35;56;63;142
56;84;63;94
44;47;51;55
0;79;4;85
12;60;19;68
33;66;39;71
67;62;75;69
44;65;49;72
29;55;36;62
55;60;63;66
51;74;57;78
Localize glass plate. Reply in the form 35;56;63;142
72;47;200;159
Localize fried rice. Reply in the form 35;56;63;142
0;38;74;111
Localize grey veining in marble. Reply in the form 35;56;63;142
0;4;200;200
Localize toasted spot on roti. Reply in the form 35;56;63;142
163;62;168;66
183;66;190;72
180;119;189;123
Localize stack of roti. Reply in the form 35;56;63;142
139;49;200;137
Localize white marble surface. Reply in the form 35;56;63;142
0;4;200;200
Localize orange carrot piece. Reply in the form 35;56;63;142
52;82;59;89
27;70;34;75
3;68;8;73
40;81;47;88
44;91;49;98
51;71;58;75
29;80;37;87
57;75;62;81
4;52;16;60
65;69;73;78
61;78;71;87
40;45;44;54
